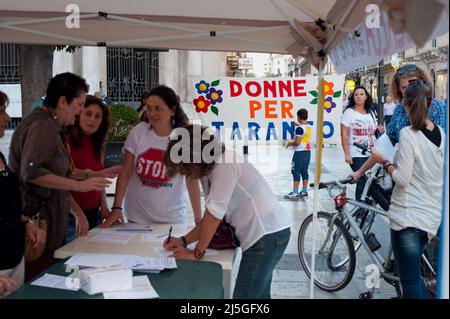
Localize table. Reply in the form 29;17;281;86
54;223;238;298
8;259;223;299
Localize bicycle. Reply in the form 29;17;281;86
297;147;437;298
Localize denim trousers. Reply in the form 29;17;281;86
233;228;290;299
350;157;369;201
391;227;430;299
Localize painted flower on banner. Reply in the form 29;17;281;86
193;79;223;116
318;80;335;96
195;80;210;94
193;96;211;113
308;80;341;114
206;88;223;105
323;96;336;113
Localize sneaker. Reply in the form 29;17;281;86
284;192;300;199
300;191;308;197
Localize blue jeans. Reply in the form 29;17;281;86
391;228;430;299
350;157;369;201
233;228;290;299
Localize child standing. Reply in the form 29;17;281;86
284;109;311;199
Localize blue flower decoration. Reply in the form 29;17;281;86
195;80;210;94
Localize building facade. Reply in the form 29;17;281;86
0;44;227;121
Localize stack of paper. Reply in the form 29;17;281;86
31;274;80;291
103;276;159;299
65;253;177;273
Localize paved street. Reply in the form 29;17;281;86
242;143;396;299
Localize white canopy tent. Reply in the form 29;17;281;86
0;0;373;68
1;0;448;298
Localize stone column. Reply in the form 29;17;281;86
82;46;103;94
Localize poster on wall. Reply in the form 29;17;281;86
188;76;345;145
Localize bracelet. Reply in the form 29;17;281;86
193;247;205;260
111;206;122;211
84;169;92;179
22;217;34;225
181;236;188;248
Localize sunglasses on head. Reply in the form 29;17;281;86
397;64;417;76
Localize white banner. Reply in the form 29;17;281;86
187;76;345;144
330;11;449;74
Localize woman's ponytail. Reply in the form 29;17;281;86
404;81;433;131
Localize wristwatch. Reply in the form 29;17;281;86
84;169;92;179
382;160;392;169
181;236;188;248
193;247;205;260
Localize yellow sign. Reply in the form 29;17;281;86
346;80;356;92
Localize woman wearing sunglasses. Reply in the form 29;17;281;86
351;64;446;178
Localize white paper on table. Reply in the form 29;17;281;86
65;253;130;268
31;274;79;291
153;246;173;258
103;276;159;299
373;133;395;162
89;231;135;245
140;233;166;243
131;253;177;270
66;253;177;271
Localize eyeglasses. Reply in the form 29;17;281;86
397;64;417;76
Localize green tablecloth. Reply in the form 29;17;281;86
8;259;224;299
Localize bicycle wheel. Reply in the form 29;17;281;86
298;211;356;292
421;256;437;298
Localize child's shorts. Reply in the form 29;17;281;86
291;151;311;181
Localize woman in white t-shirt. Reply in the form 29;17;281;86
383;95;397;127
341;86;384;200
371;80;444;299
163;124;291;299
102;86;202;225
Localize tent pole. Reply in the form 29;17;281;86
309;59;326;299
438;62;449;299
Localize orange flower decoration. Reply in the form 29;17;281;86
317;80;335;96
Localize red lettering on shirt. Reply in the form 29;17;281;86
135;148;170;189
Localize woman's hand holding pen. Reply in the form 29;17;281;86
163;237;182;251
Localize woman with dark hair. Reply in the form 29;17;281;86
163;124;290;299
371;80;445;298
340;86;383;200
8;73;111;280
103;85;202;226
66;95;123;241
0;91;43;297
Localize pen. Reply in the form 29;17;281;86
167;226;172;244
115;228;152;232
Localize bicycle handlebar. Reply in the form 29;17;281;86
310;177;354;189
353;142;370;156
